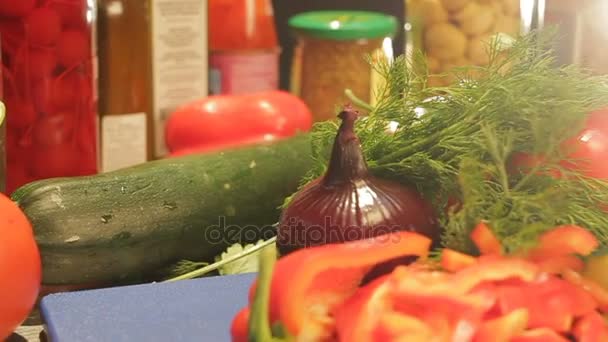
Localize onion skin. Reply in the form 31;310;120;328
277;106;440;256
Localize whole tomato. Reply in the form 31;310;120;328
165;91;313;155
510;109;608;179
0;193;41;340
560;109;608;179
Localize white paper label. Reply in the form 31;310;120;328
151;0;208;158
101;113;147;172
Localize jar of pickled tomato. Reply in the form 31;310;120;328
0;0;98;193
0;101;5;193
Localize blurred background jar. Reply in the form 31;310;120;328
544;0;608;75
289;11;398;122
0;0;98;193
406;0;529;86
209;0;279;95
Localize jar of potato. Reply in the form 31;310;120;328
407;0;521;86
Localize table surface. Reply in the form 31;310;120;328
38;273;255;342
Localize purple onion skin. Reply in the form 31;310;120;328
277;106;440;256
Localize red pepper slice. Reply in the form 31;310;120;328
572;311;608;342
495;276;596;332
470;222;502;255
511;328;570;342
561;269;608;312
527;225;598;259
230;307;250;342
440;248;477;272
335;276;392;342
473;308;529;342
372;312;435;342
270;231;432;337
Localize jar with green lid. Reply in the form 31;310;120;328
289;11;398;122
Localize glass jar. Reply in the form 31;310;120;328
406;0;523;86
289;11;398;122
1;0;98;193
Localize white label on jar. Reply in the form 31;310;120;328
151;0;208;158
209;50;279;95
101;113;147;172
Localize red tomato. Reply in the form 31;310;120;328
25;7;62;46
57;30;89;67
5;98;37;129
0;193;41;340
32;114;75;146
0;0;36;17
27;48;58;81
561;109;608;179
230;307;249;342
51;73;80;111
510;109;608;180
30;143;79;178
165;91;313;154
49;1;87;29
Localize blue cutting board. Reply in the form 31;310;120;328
40;273;257;342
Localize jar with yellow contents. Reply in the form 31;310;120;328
289;11;398;122
406;0;523;86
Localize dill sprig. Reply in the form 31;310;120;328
303;30;608;254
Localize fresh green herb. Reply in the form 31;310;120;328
162;260;209;279
300;30;608;254
215;240;272;276
164;237;276;282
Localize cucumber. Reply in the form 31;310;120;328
12;135;312;285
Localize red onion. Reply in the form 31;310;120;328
277;105;440;256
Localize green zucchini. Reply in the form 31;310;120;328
12;135;312;285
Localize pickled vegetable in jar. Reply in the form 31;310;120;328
0;0;98;193
289;11;398;122
0;102;5;193
406;0;522;86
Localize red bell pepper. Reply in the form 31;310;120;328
572;311;608;342
473;308;529;342
440;248;477;272
270;232;432;338
234;223;608;341
511;328;570;342
527;225;598;259
470;222;503;255
165;91;313;156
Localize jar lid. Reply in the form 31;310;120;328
288;11;398;41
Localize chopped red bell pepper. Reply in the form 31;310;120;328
441;248;477;272
372;312;435;342
495;276;596;332
235;223;608;341
561;269;608;312
270;231;432;337
334;276;392;342
572;311;608;342
511;328;570;342
473;308;529;342
230;307;250;342
470;222;503;255
527;225;598;259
